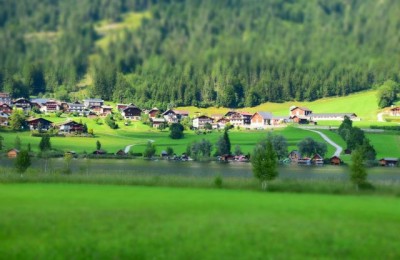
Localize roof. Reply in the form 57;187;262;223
195;115;213;120
290;106;312;111
379;158;399;161
174;110;189;115
390;107;400;111
26;117;53;123
68;103;84;107
123;105;141;111
151;118;166;123
30;98;49;104
311;113;357;118
254;112;273;120
0;92;10;98
84;98;104;102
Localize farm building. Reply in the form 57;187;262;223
330;156;342;165
7;149;19;158
379;158;399;167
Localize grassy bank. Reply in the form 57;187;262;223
1;184;400;259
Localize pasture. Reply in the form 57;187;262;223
0;126;339;157
0;184;399;259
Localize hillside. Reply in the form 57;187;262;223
1;0;400;109
177;90;380;122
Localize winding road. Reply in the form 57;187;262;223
306;129;343;157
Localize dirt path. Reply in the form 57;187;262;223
307;130;343;157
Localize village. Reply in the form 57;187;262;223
0;92;399;167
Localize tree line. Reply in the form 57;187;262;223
1;0;400;109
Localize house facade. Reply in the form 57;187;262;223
151;118;167;128
26;118;53;131
57;120;85;133
148;108;160;118
68;102;85;114
122;106;142;120
0;92;11;105
0;103;12;114
13;98;31;111
390;107;400;116
162;109;189;123
290;106;313;117
230;112;244;126
83;98;104;108
251;112;273;128
193;115;214;129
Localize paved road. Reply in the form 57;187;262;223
124;140;154;153
306;129;343;157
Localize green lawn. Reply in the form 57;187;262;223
0;126;336;156
177;90;381;121
0;184;399;259
366;132;400;159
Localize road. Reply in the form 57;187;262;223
306;129;343;157
124;140;155;153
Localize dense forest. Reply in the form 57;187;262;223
1;0;400;109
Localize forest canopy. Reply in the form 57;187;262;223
1;0;400;109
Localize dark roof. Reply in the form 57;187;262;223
26;118;53;124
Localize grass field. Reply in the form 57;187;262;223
0;126;339;157
366;132;400;158
1;184;400;259
177;90;382;121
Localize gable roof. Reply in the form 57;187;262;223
253;112;273;120
26;118;53;124
290;106;312;111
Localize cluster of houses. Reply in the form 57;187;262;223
388;106;400;117
1;91;362;130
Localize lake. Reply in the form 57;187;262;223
1;158;399;182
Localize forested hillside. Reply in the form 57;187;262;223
1;0;400;109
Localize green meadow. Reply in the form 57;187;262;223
0;184;399;259
1;126;339;156
177;90;381;121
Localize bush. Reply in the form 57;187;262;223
214;175;223;188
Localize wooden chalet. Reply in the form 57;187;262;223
122;105;142;120
0;92;11;105
251;112;273;128
83;98;104;108
57;120;85;133
117;103;135;112
26;118;53;131
216;117;230;129
330;156;342;165
290;106;313;117
148;108;160;118
101;105;113;116
291;115;309;124
67;102;85;114
0;103;12;114
241;112;252;125
311;154;324;165
162;109;189;123
193;115;213;129
13;98;31;110
116;150;127;156
7;149;19;158
379;158;399;167
230;112;244;126
151;118;167;128
390;107;400;116
41;99;60;113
